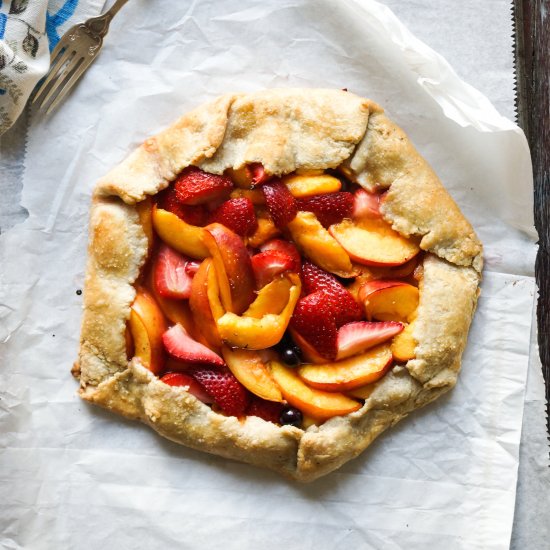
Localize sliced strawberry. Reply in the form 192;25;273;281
157;187;209;226
247;163;270;186
262;180;298;229
185;261;201;277
336;321;403;360
259;239;301;272
162;324;224;366
154;245;194;299
160;372;214;403
353;189;381;219
246;397;284;424
301;262;363;327
174;166;233;205
251;250;296;288
207;198;258;237
290;291;337;360
191;367;249;417
296;192;354;228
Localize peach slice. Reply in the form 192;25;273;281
297;344;393;392
336;321;403;360
189;258;223;349
359;280;419;323
152;205;209;259
347;384;377;400
282;174;341;198
329;218;419;267
226;164;269;188
222;347;284;402
136;196;154;254
230;188;266;205
247;209;281;248
391;320;417;362
204;223;255;315
215;274;301;349
352;189;381;220
129;287;168;374
287;211;355;277
243;276;293;318
290;329;327;364
269;361;361;419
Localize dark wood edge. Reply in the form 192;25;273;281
513;0;550;439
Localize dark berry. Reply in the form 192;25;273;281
281;348;301;367
280;407;303;427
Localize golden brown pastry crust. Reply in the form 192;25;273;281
75;89;482;482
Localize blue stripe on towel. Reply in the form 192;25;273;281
0;12;6;40
46;0;80;51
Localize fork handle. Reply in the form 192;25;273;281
86;0;130;36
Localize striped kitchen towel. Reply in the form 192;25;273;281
0;0;104;135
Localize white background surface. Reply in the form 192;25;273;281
0;0;548;548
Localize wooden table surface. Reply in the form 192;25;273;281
514;0;550;434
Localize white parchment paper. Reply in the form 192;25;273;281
0;1;538;548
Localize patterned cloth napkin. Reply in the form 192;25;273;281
0;0;104;135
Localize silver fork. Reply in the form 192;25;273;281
33;0;129;114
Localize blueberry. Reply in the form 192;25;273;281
281;347;301;367
280;407;303;427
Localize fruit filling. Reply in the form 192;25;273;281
127;166;423;428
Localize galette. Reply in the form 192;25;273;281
73;89;482;481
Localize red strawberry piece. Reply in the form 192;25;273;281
173;166;233;205
162;324;225;366
296;192;354;228
261;180;298;229
259;239;301;272
247;163;271;186
185;261;201;277
353;189;381;220
207;198;258;237
191;367;249;417
154;245;194;299
301;262;363;327
251;250;296;288
336;321;403;360
246;397;285;424
160;372;214;403
157;187;209;226
290;291;337;360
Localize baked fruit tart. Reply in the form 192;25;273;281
74;89;482;481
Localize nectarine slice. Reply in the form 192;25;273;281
205;223;255;315
222;347;284;403
136;196;154;254
329;218;419;267
391;321;417;362
247;209;281;248
347;384;377;400
216;274;301;349
336;321;403;360
282;174;341;198
230;188;266;205
189;259;223;349
290;329;327;364
243;276;293;318
269;361;361;419
152;206;209;259
297;344;393;391
129;287;167;374
359;280;419;323
287;211;355;277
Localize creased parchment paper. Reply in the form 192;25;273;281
0;1;537;548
